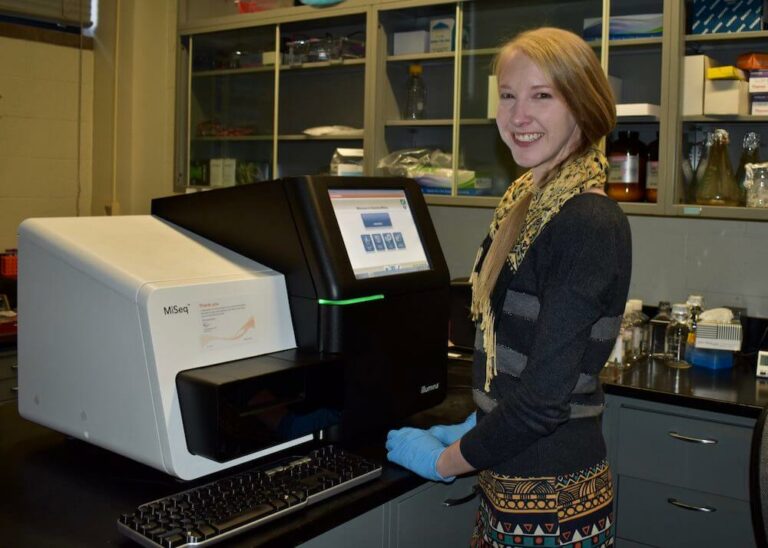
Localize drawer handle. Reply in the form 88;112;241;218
667;498;716;513
11;363;17;370
11;386;18;392
443;485;478;507
667;431;718;445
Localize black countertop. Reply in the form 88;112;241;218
3;352;765;546
0;358;475;547
600;355;767;418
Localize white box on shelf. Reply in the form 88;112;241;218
209;158;223;187
751;94;768;115
487;75;498;118
683;55;718;116
704;80;749;115
616;103;660;118
222;158;237;186
393;30;429;55
749;70;768;93
429;18;455;52
262;51;276;65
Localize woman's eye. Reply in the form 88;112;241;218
500;92;514;100
535;92;552;99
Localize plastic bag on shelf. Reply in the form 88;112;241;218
377;148;478;195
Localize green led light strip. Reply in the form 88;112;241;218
317;295;385;306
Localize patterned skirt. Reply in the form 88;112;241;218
470;460;614;548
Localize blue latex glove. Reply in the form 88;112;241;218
386;427;454;482
428;412;477;445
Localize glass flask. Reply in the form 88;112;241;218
745;162;768;208
695;128;739;206
735;132;760;206
404;63;426;120
665;303;691;370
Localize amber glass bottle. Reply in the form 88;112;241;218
607;130;645;202
645;132;659;203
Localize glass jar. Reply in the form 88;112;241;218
648;301;672;359
695;128;740;206
735;132;760;206
665;303;691;369
607;130;645;202
745;162;768;208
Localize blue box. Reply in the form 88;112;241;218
688;347;734;370
691;0;763;34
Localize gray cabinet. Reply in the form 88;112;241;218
604;394;756;548
299;475;478;547
0;350;17;403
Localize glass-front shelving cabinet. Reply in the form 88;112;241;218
176;8;368;189
175;0;768;222
670;0;768;221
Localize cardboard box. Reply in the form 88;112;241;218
691;0;763;34
751;93;768;114
393;30;428;55
582;14;663;40
429;18;455;52
749;70;768;93
704;79;749;114
707;66;746;80
683;55;718;116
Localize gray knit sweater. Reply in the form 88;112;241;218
460;193;632;477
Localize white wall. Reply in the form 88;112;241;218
0;36;93;250
429;205;768;318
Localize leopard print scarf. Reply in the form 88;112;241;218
469;146;608;391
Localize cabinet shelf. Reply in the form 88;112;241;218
386;52;454;63
683;115;768;123
386;119;453;126
587;37;663;49
673;204;768;221
193;66;274;77
280;58;365;71
277;134;363;140
685;30;768;43
193;135;273;141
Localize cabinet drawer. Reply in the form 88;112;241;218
392;475;477;547
616;476;755;548
617;406;752;499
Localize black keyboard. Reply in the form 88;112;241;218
117;445;382;547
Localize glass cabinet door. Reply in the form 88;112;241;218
375;3;458;196
603;0;665;213
675;0;768;220
182;26;277;189
459;0;605;201
277;13;367;178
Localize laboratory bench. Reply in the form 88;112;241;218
2;351;765;547
0;356;477;547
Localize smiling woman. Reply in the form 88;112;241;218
385;27;629;548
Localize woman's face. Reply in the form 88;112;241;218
496;50;582;186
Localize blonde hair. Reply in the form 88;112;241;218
493;27;616;155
